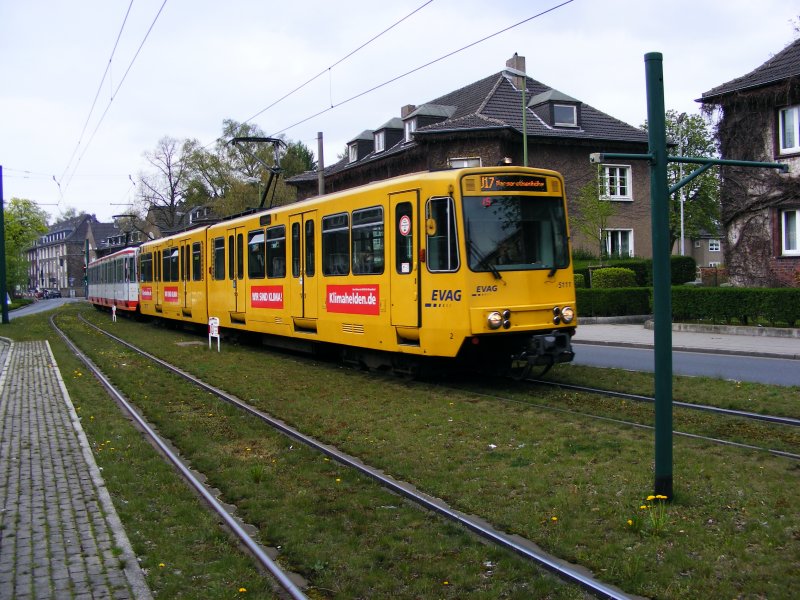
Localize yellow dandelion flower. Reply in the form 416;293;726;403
443;581;449;585
640;505;648;510
238;587;247;593
647;495;656;501
158;563;165;568
336;478;341;483
551;516;558;522
656;495;668;500
627;519;633;526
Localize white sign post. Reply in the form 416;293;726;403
208;317;220;351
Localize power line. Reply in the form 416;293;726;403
61;0;169;199
240;0;434;126
269;0;575;137
58;0;135;186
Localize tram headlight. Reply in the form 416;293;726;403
487;311;503;330
561;306;575;324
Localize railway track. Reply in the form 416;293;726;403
60;313;635;600
528;378;800;428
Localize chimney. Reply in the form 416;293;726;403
401;104;416;118
505;53;526;91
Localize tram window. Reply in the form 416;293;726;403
248;230;266;279
228;235;235;280
266;226;286;278
352;206;384;275
395;202;414;274
162;247;179;282
192;242;202;281
128;256;135;282
322;213;350;276
213;237;225;280
426;196;460;272
291;223;301;277
305;220;315;277
237;233;244;280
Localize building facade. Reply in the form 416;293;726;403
288;54;654;259
700;39;800;287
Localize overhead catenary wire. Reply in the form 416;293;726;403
58;0;135;188
268;0;575;137
60;0;169;200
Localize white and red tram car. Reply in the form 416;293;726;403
87;247;140;312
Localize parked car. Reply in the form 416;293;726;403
43;289;62;299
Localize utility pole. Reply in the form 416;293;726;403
590;52;787;500
0;166;8;324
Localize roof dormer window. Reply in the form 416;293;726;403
374;131;385;153
404;118;417;143
348;143;358;163
553;104;577;127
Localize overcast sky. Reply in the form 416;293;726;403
1;0;797;224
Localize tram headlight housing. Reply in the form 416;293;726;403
561;306;575;324
487;311;503;330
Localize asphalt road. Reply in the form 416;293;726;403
572;342;800;387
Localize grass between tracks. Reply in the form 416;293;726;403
5;303;799;599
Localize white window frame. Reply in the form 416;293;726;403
404;118;417;143
348;143;358;163
447;156;481;169
779;105;800;154
601;164;632;201
553;104;577;127
374;131;385;153
708;239;721;252
603;228;634;257
782;208;800;255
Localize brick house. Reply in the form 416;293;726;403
288;54;653;259
699;38;800;287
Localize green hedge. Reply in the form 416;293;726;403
574;255;697;288
576;288;651;317
672;287;800;327
577;286;800;326
591;268;637;288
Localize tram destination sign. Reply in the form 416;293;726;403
479;174;548;192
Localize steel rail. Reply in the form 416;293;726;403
51;316;308;600
76;314;634;600
530;378;800;428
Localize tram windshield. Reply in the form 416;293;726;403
462;195;569;275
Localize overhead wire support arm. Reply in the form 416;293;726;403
228;136;287;209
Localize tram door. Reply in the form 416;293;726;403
289;211;317;321
389;191;420;328
227;226;246;315
179;237;193;316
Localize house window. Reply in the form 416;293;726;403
708;261;722;268
404;118;417;143
708;239;721;252
553;104;577;127
348;143;358;163
448;157;481;168
601;165;632;200
374;131;385;153
779;106;800;154
782;209;800;255
603;229;633;257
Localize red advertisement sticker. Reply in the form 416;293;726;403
250;285;284;309
141;286;152;301
326;285;379;316
164;286;179;303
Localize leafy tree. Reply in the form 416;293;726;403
571;171;616;261
644;110;720;252
282;141;316;178
4;198;49;292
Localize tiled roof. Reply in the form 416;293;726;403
700;38;800;102
288;66;648;183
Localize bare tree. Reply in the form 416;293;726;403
137;136;192;233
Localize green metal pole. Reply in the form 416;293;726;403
645;53;673;499
0;166;9;324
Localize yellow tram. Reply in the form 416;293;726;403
136;166;577;373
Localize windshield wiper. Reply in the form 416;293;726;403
467;239;502;280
